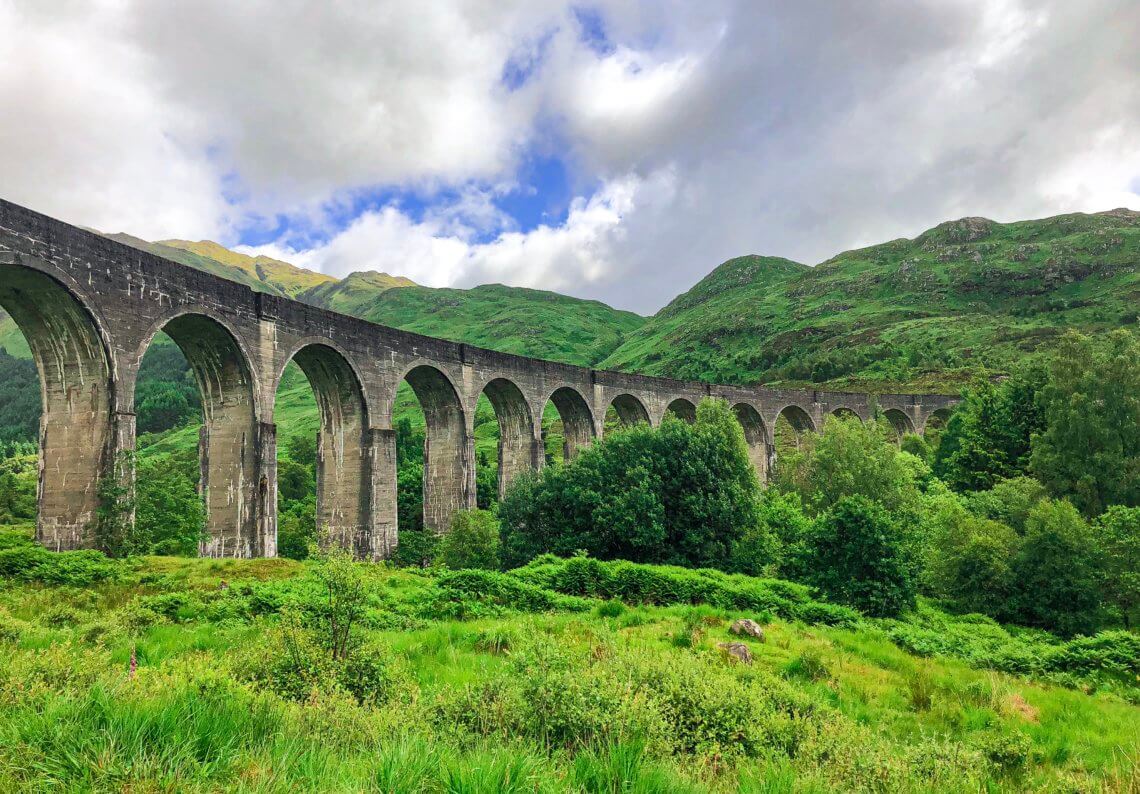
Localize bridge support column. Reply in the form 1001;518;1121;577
364;428;398;560
255;422;277;558
197;409;262;558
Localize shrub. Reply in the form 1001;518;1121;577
241;621;410;706
1093;506;1140;628
784;646;830;682
925;494;1019;620
424;569;592;618
0;543;119;586
772;414;922;519
436;509;500;570
595;599;626;618
790;496;915;617
964;477;1047;533
498;399;761;570
512;556;860;627
1012;499;1104;636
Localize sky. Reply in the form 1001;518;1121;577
1;1;1138;314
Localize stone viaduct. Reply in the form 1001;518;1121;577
0;199;959;558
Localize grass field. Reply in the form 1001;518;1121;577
0;525;1136;793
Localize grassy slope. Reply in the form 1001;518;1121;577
600;209;1140;392
0;550;1135;791
158;239;339;298
299;279;645;367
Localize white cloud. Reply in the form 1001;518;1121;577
1;0;1137;313
244;170;673;294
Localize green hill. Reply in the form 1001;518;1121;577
300;279;644;366
600;209;1140;392
158;239;338;298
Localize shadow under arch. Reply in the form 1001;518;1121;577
775;404;816;453
481;377;538;499
402;364;472;534
665;397;697;424
545;386;596;462
146;313;262;558
732;403;769;482
608;393;650;430
831;406;862;422
882;408;916;441
285;343;372;557
924;407;953;436
0;265;114;550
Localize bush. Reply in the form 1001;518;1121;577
513;556;860;627
790;496;915;618
241;622;411;706
964;477;1047;533
436;509;500;570
772;415;922;519
498;399;761;570
424;569;592;619
0;542;119;586
1093;506;1140;628
925;494;1019;620
1012;499;1104;636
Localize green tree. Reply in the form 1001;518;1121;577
135;453;206;556
1013;499;1104;636
1093;506;1140;628
791;495;915;618
1030;331;1140;516
436;509;500;570
925;491;1020;619
499;399;761;569
277;494;316;560
900;433;931;463
772;414;922;519
0;450;36;524
933;366;1045;492
728;489;805;576
135;380;198;434
964;476;1047;533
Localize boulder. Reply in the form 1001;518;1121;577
717;641;753;665
729;619;765;642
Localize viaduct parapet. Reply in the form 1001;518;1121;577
0;199;959;558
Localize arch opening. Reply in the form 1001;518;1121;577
882;408;917;443
146;313;261;558
774;405;816;454
665;398;697;424
606;393;650;433
0;266;113;550
922;407;953;451
401;366;472;537
831;407;861;422
481;378;537;500
732;403;769;482
275;345;370;560
543;386;596;464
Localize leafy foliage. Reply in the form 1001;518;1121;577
788;496;916;617
1030;330;1140;516
499;399;760;570
436;509;500;570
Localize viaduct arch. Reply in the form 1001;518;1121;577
0;199;959;558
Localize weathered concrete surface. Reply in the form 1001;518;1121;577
0;198;960;558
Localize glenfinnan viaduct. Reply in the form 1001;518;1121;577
0;199;958;558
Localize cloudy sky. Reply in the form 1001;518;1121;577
2;1;1138;313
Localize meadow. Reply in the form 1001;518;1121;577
0;523;1136;793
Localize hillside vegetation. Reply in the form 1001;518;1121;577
600;209;1140;392
0;529;1135;791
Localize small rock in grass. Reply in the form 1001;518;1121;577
730;618;765;641
717;641;753;665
